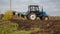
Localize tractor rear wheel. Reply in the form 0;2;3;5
27;13;36;20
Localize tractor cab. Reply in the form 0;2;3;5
28;5;40;13
29;5;39;11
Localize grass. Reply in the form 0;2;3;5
10;30;31;34
0;21;31;34
0;22;18;34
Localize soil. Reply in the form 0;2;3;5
10;19;60;34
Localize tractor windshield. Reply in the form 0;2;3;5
29;5;39;11
30;7;39;11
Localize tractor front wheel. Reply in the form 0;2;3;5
40;16;49;21
44;16;49;20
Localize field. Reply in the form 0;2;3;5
0;14;60;34
10;19;60;34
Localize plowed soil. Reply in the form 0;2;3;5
10;19;60;34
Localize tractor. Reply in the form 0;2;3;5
12;5;49;20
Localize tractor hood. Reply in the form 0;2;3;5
41;11;47;16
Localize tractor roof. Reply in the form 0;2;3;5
29;5;39;7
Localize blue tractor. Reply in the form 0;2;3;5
24;5;49;20
13;5;49;20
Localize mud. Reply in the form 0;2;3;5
10;19;60;34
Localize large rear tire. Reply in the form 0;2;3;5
27;13;36;20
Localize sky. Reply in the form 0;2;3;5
0;0;60;16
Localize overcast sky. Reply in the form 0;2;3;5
0;0;60;16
